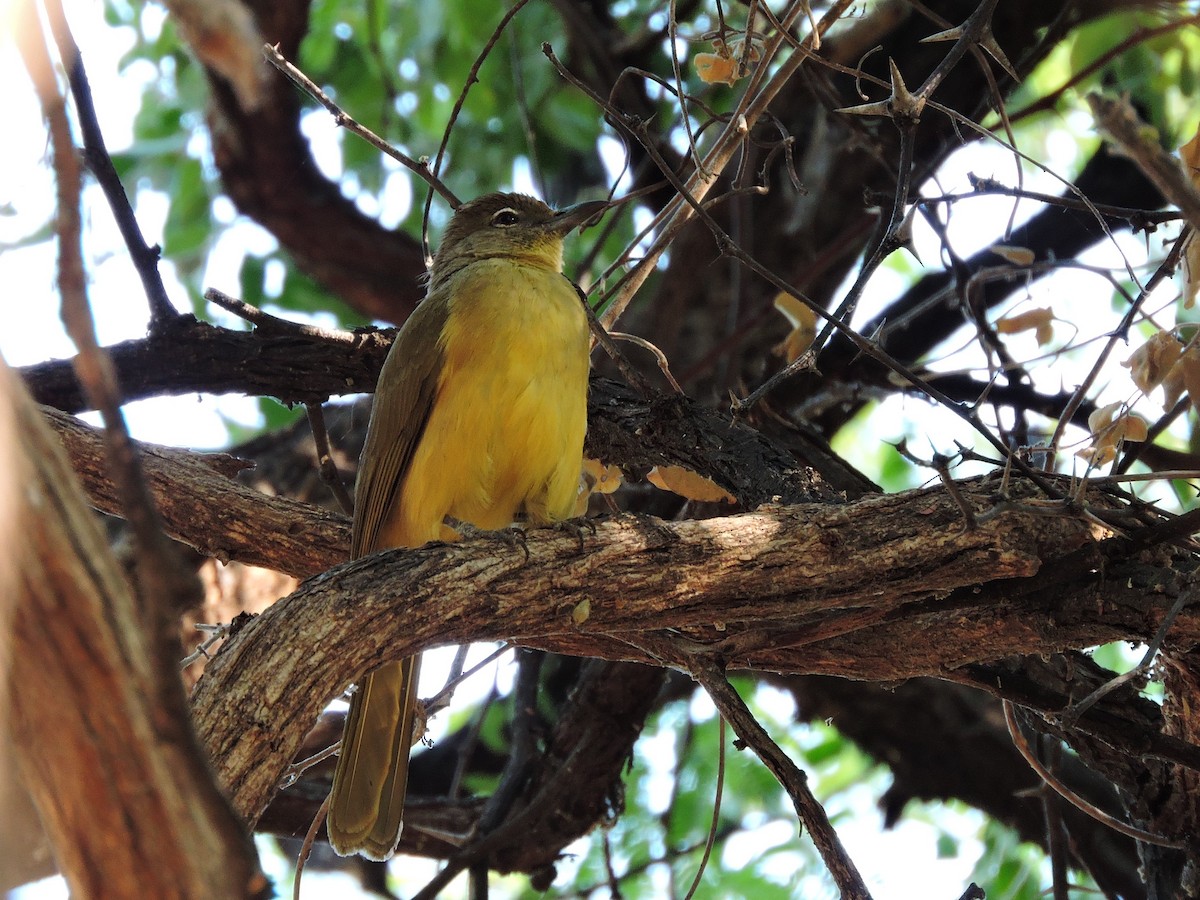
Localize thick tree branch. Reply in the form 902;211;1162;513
20;316;392;416
43;405;349;579
26;317;839;511
190;476;1199;836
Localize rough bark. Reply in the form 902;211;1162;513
189;475;1198;832
0;360;267;899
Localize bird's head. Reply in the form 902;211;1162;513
430;192;605;284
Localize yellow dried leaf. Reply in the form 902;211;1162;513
996;307;1054;346
574;458;624;515
582;458;623;495
1087;401;1122;435
1180;127;1200;184
1119;415;1149;443
571;598;591;626
1162;356;1187;408
1087;402;1148;451
773;292;818;362
1077;444;1117;467
1161;345;1200;408
694;52;738;85
1080;403;1147;468
1183;231;1200;310
1122;330;1183;395
1180;347;1200;414
989;244;1036;266
647;465;736;503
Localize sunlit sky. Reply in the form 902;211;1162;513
2;0;1191;897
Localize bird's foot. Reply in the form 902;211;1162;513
445;517;530;562
553;515;597;553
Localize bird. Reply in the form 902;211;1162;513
327;191;605;860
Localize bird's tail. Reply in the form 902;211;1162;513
328;655;422;860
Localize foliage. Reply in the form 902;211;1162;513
10;0;1200;897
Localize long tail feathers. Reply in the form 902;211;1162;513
328;655;422;860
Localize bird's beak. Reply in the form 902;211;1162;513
546;199;608;234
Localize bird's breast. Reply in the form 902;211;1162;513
405;259;591;532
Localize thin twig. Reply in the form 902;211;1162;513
277;741;342;792
681;715;726;900
423;643;513;716
945;177;1181;226
421;0;534;257
576;279;657;399
262;43;459;208
180;622;231;669
690;656;873;899
1064;588;1195;723
1002;700;1185;849
292;791;332;900
610;332;683;394
305;402;354;515
42;0;178;328
203;287;371;344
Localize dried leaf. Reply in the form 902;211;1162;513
988;244;1036;266
1122;330;1183;395
1180;347;1200;414
647;465;736;504
773;292;818;362
1080;402;1147;468
1119;415;1149;443
571;598;591;626
582;458;623;495
1162;345;1200;408
1087;401;1122;435
1087;402;1148;450
694;52;738;86
1180;126;1200;182
996;307;1055;346
1183;231;1200;310
162;0;266;109
694;36;760;86
1077;444;1117;467
574;458;624;516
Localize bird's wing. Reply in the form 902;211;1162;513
351;293;449;557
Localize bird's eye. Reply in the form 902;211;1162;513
490;208;520;227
